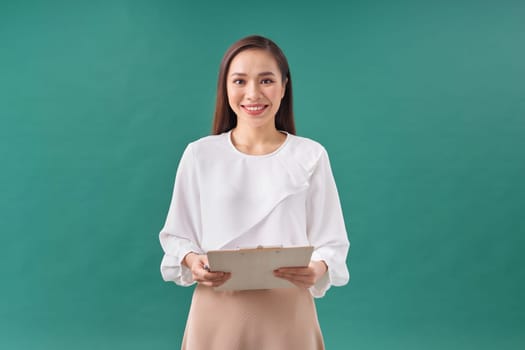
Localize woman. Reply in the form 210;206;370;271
159;35;350;349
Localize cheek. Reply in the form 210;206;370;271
269;87;285;103
226;90;236;109
227;88;240;103
267;85;285;99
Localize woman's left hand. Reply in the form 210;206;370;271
273;260;327;289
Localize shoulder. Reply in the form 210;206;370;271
189;133;226;148
185;133;230;156
288;134;326;154
284;134;329;173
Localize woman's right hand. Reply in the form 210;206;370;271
183;252;231;287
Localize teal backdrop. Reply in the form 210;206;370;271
1;0;524;349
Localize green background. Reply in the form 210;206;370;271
1;0;524;349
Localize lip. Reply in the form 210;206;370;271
241;104;268;116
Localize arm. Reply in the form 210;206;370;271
159;144;230;287
307;148;350;297
159;144;203;286
275;148;350;297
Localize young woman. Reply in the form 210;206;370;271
159;35;350;349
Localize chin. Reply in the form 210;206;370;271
239;115;275;129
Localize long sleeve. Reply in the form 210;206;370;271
159;144;204;286
306;148;350;298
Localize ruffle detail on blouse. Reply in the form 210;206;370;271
189;133;325;251
199;157;310;250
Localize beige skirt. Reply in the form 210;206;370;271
181;284;325;350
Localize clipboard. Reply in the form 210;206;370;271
207;246;314;291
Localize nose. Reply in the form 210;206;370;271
246;81;261;100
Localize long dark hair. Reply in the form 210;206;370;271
212;35;296;135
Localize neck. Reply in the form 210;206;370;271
232;123;282;144
230;124;287;155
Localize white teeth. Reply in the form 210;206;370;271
244;106;265;111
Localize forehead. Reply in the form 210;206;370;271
228;49;280;75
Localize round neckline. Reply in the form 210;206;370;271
226;129;290;158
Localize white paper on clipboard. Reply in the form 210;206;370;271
207;246;314;291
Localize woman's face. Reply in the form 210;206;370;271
226;49;287;130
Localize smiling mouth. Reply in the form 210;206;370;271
241;104;268;115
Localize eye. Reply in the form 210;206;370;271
261;79;274;84
232;79;245;85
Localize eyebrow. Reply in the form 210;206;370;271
230;71;276;77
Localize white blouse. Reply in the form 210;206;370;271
159;130;350;297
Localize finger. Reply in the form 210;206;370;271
200;256;210;269
274;271;315;286
199;280;215;287
191;263;209;276
275;275;311;289
282;276;315;286
198;273;231;287
201;271;229;282
205;271;232;281
211;273;232;287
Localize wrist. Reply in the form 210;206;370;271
316;260;328;274
183;252;198;268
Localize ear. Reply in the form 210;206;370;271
281;77;288;99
